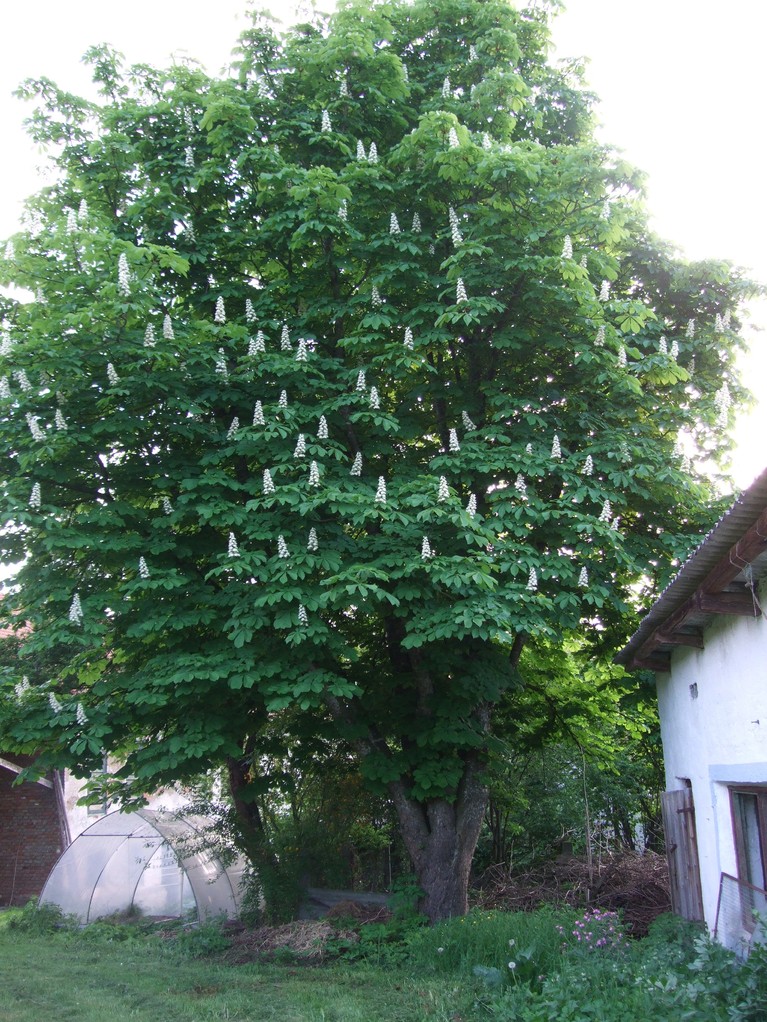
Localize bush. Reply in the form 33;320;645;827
5;899;78;935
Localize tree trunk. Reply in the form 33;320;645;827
390;755;488;922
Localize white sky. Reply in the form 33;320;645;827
1;0;764;486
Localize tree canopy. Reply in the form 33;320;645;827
0;0;754;919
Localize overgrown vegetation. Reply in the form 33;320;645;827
2;901;765;1021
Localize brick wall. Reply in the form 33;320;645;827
0;756;66;906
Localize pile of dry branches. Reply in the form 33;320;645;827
472;851;671;936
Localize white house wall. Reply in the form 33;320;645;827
656;583;767;931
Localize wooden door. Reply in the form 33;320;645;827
661;787;704;921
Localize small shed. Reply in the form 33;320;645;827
39;808;244;922
617;467;767;955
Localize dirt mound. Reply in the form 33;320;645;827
224;919;359;964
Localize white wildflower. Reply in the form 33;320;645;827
390;213;401;234
599;500;612;523
294;433;306;458
253;400;265;426
163;315;174;340
515;474;527;498
138;556;150;579
54;409;68;431
455;278;468;303
369;386;380;409
245;298;256;323
599;280;610;302
412;212;422;232
278;390;288;409
69;593;83;625
49;692;62;713
449;428;460;452
76;702;88;725
551;434;561;459
466;493;477;518
526;568;538;592
403;326;414;349
321;109;332;132
578;566;589;588
277;535;290;559
144;323;156;348
296;337;309;362
448;126;460;149
368;142;378;164
421;536;433;560
561;235;573;259
317;415;329;439
227;417;240;439
308;460;320;487
438;476;450;502
214;296;226;323
307;527;318;551
29;483;41;508
263;469;275;494
350;452;363;476
581;455;593;476
374;476;387;504
297;604;308;626
117;253;131;296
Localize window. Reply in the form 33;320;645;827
730;788;767;892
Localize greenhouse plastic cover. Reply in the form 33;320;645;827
39;808;245;922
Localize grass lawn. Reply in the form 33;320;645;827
0;929;474;1022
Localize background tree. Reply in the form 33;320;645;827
0;0;754;920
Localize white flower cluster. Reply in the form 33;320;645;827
448;428;460;452
412;212;422;232
461;410;476;431
526;567;538;592
350;452;363;476
595;325;605;346
482;132;492;150
163;315;174;340
686;318;695;339
551;435;562;459
296;338;309;362
598;500;612;523
277;535;290;559
69;593;83;625
228;532;240;557
367;142;378;164
294;433;306;458
227;417;239;439
375;476;387;504
390;213;401;234
245;299;256;323
599;280;611;302
561;235;573;259
515;474;527;498
403;326;414;350
263;469;275;494
184;146;194;168
715;382;731;429
49;692;62;714
297;604;309;626
144;324;156;348
438;476;450;502
466;493;477;518
578;566;589;588
26;413;45;440
29;483;41;508
455;278;468;303
371;285;383;307
0;377;9;399
14;369;31;392
449;206;463;246
76;702;88;725
369;386;380;409
659;336;668;355
321;109;332;132
356;370;367;392
281;324;291;351
139;556;150;579
307;527;318;551
253;400;265;425
214;296;226;323
308;460;320;487
250;331;266;355
617;346;627;368
278;390;288;409
421;536;433;560
670;339;679;360
448;127;460;149
339;199;348;221
581;455;593;476
117;253;131;296
318;415;329;439
215;349;228;380
442;77;451;98
162;497;174;515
